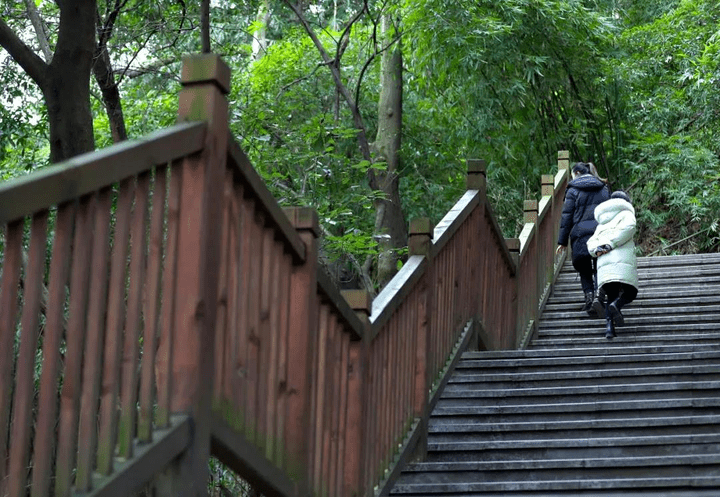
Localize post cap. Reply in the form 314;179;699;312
409;217;433;238
466;159;487;175
284;207;320;237
341;289;372;316
181;54;231;95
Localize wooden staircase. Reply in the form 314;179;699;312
389;253;720;495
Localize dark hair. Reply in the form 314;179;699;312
572;162;590;175
611;190;631;203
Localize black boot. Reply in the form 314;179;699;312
608;300;625;327
605;317;616;339
581;291;594;314
591;288;606;319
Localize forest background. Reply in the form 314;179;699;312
1;0;719;295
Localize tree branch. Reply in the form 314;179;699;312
281;0;372;163
23;0;53;62
0;18;49;89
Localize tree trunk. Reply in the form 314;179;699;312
94;3;129;143
372;16;406;287
46;0;96;162
0;1;97;162
251;0;271;61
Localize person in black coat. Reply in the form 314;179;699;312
556;162;610;313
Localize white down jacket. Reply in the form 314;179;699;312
587;198;639;289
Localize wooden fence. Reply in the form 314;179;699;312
0;54;569;497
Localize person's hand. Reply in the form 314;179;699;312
556;245;567;256
594;244;611;256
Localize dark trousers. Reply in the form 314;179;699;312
573;255;595;294
602;282;638;310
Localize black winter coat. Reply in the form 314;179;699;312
557;174;610;264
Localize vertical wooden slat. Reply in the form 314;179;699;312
234;195;253;423
380;330;389;473
96;178;135;475
370;339;380;488
275;251;291;470
214;169;233;408
117;172;150;459
55;194;97;497
313;304;329;490
265;242;282;461
0;218;23;491
244;210;263;441
75;188;112;490
322;314;337;492
223;180;241;408
139;166;168;442
256;226;275;450
328;322;342;495
156;161;182;428
335;334;349;497
31;202;76;497
7;212;47;495
344;338;365;496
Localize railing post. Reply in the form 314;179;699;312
466;159;487;195
466;159;488;347
554;150;570;269
505;238;521;346
505;238;521;268
523;200;538;225
283;206;320;492
542;174;556;284
407;218;433;460
340;289;371;497
153;54;230;495
524;199;541;323
558;150;570;171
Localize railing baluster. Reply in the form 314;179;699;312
7;212;46;495
97;178;135;475
156;161;182;429
31;202;76;497
139;166;168;443
55;193;96;497
76;187;112;490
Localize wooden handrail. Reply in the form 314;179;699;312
0;121;206;225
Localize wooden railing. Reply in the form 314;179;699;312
0;54;570;496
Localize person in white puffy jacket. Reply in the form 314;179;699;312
587;191;639;339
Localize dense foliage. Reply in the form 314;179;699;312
2;0;719;269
